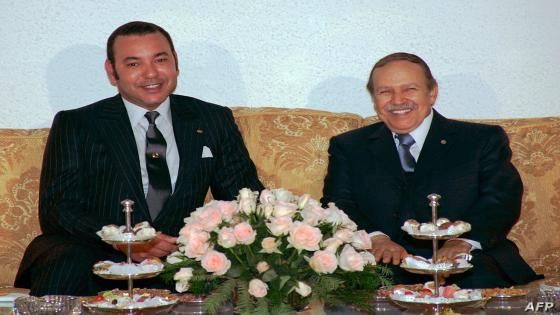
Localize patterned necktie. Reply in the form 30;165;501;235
144;111;171;219
396;133;416;172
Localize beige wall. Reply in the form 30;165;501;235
1;0;560;128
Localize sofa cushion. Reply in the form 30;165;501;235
0;129;48;287
232;107;366;199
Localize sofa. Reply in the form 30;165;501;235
1;107;559;289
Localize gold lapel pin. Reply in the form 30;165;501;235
151;152;160;159
440;139;447;145
196;129;204;134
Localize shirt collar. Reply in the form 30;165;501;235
122;96;172;127
392;108;434;150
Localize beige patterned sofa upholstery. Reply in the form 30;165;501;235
1;107;559;289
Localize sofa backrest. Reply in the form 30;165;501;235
0;129;46;286
0;108;559;287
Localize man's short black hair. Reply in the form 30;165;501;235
106;21;177;69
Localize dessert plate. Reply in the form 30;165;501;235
97;222;156;244
82;289;178;312
401;264;473;275
390;294;487;310
92;259;164;280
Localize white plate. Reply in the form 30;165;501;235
400;263;473;275
83;289;178;312
92;260;164;280
390;293;487;309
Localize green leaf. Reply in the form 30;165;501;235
261;269;278;282
203;278;237;315
235;279;253;314
278;275;291;290
227;263;242;278
254;298;270;315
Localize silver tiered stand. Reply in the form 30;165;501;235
391;194;481;314
92;200;161;304
404;194;470;295
428;193;444;293
82;200;179;313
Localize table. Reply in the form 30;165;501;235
3;288;558;315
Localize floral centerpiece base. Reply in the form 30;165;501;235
161;188;391;314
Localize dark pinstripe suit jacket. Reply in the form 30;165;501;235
15;94;263;288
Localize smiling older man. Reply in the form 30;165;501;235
321;52;541;288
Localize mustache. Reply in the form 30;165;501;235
385;102;417;112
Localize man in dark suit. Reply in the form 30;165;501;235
321;52;540;288
15;21;263;296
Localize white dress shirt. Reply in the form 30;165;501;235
372;109;481;251
123;97;180;196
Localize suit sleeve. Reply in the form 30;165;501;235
463;126;522;249
321;137;356;210
39;111;107;242
321;136;377;230
210;108;264;200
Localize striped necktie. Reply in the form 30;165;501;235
144;111;171;219
396;133;416;172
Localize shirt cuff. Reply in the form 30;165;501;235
455;238;482;251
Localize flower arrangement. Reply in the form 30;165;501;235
161;188;391;314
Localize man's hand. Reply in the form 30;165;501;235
115;233;178;262
370;235;408;265
435;239;472;262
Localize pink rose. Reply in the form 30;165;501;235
166;251;184;264
322;237;343;252
333;228;354;243
217;227;237;248
192;205;223;231
183;231;210;259
301;197;321;210
201;250;231;275
175;281;189;293
238;188;257;214
259;189;275;204
273;200;298;217
323;203;344;225
300;207;323;226
295;281;312;297
351;230;372;250
260;237;281;254
179;222;204;240
173;267;194;282
338;244;364;272
266;216;293;236
297;194;311;209
259;203;274;219
360;251;377;266
248;279;268;298
272;188;294;202
214;200;238;222
256;261;270;273
309;250;338;274
288;222;322;251
233;222;256;245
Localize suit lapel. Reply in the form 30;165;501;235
97;95;150;218
367;124;405;178
162;96;203;210
414;110;456;177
